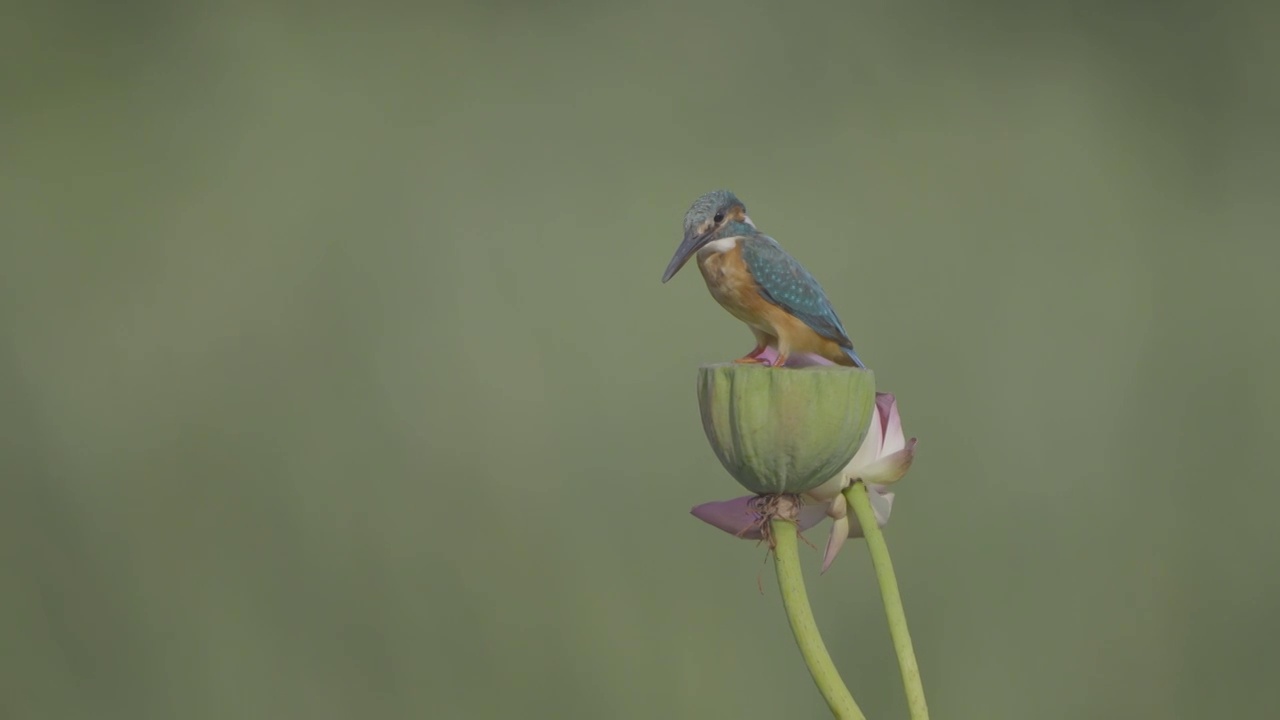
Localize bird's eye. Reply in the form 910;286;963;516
713;212;725;223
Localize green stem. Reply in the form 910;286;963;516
844;483;930;720
770;518;867;720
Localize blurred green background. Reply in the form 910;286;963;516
3;1;1277;718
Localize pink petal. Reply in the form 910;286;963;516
748;347;837;368
877;393;907;455
796;501;830;530
691;495;828;540
781;352;837;367
691;496;761;538
837;399;884;480
755;346;781;366
854;438;917;486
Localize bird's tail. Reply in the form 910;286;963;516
844;347;866;369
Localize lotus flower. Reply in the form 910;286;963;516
691;389;917;572
806;392;917;571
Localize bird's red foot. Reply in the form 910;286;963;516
734;345;769;364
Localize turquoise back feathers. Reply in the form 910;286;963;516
740;235;855;351
664;189;867;368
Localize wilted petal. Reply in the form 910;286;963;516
821;514;850;573
825;494;847;520
848;485;896;538
796;500;830;530
853;438;917;486
877;393;907;455
691;495;828;540
820;485;897;571
691;496;764;538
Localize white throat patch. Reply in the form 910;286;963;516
699;236;742;255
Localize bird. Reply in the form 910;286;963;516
661;190;866;369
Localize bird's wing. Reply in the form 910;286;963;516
741;235;854;348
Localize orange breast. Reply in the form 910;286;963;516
696;240;848;363
696;242;775;333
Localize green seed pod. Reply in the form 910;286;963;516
697;364;875;494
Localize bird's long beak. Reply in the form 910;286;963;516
661;228;713;283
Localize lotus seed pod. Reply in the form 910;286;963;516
696;364;875;494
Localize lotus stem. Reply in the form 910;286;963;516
845;482;929;720
770;517;867;720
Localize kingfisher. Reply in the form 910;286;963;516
661;190;866;368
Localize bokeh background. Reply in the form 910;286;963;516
3;1;1277;718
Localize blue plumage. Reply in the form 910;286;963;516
741;235;864;367
663;190;868;369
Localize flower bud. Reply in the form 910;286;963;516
696;363;875;494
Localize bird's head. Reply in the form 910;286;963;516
662;189;756;282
